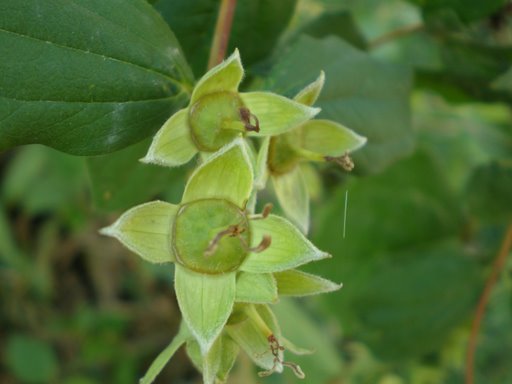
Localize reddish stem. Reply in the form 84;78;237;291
465;224;512;384
207;0;237;69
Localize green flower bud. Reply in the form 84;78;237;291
142;50;320;168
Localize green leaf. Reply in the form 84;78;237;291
2;145;87;215
0;0;193;155
241;214;330;273
408;0;508;23
191;50;243;103
5;334;58;383
174;265;236;353
182;139;253;207
265;35;413;173
274;269;341;297
299;10;367;49
139;323;190;384
272;167;310;234
154;0;297;76
308;150;479;358
241;92;320;136
465;161;512;223
141;108;198;167
236;272;278;304
273;300;343;382
87;139;187;212
349;242;481;359
100;201;178;263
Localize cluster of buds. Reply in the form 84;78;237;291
101;50;366;383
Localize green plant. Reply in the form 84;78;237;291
2;1;512;384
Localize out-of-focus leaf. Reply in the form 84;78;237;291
273;299;343;382
265;35;413;174
87;139;187;212
5;334;58;383
465;161;512;223
0;0;193;155
154;0;297;77
307;150;479;358
407;0;507;23
2;146;87;214
300;10;367;49
350;242;481;358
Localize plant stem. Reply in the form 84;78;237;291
465;224;512;384
369;23;424;49
208;0;237;69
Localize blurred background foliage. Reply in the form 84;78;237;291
1;0;512;383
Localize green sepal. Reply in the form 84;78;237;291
186;335;239;384
241;215;330;273
240;92;320;136
300;163;322;200
299;119;367;157
99;201;177;263
202;336;223;384
255;137;270;190
226;305;282;372
174;265;236;353
139;322;191;384
294;71;325;106
141;108;198;167
282;336;315;356
236;272;278;304
216;336;239;382
191;49;244;104
274;269;342;297
182;139;254;208
272;167;310;234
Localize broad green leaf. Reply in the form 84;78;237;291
294;71;325;106
349;242;481;359
266;35;413;173
241;92;320;136
236;272;278;304
308;150;479;358
2;145;87;215
5;334;58;383
274;269;341;297
174;265;236;353
87;139;187;212
191;50;243;104
154;0;297;76
300;119;367;156
408;0;507;23
273;300;343;382
139;323;191;384
299;10;367;49
465;161;512;223
272;167;310;234
241;214;330;273
182;139;253;207
100;201;178;263
0;0;193;155
141;109;198;167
